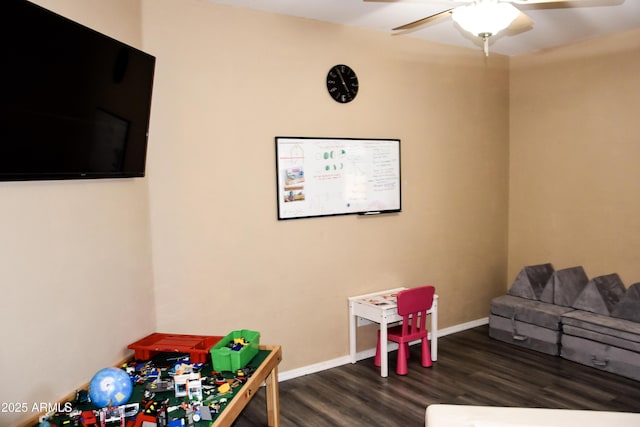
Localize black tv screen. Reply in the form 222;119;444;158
0;0;155;181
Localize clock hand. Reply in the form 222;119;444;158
336;68;351;94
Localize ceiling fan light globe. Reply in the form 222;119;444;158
451;1;520;37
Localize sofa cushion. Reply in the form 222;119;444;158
489;314;562;355
562;324;640;353
561;334;640;381
491;295;574;330
612;283;640;323
572;273;625;316
540;266;589;307
561;310;640;344
508;263;554;301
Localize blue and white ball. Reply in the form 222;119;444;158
89;367;133;408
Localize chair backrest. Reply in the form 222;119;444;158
397;285;435;335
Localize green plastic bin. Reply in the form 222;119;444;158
210;329;260;372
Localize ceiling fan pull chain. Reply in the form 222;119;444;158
481;33;490;57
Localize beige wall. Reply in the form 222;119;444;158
509;28;640;286
6;0;511;424
2;2;155;427
143;0;509;371
3;2;635;424
30;0;143;44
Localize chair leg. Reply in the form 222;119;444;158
421;337;432;368
374;330;381;367
396;341;408;375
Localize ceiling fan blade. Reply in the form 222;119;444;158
509;0;584;3
507;10;534;32
392;9;453;31
364;0;468;3
508;0;625;7
508;0;624;11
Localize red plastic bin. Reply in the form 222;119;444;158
127;332;223;363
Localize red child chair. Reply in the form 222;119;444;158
374;285;435;375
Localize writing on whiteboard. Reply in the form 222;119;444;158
276;137;401;219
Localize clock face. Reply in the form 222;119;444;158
326;64;359;103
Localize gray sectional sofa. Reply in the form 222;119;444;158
490;263;640;381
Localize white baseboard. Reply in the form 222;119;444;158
277;317;488;382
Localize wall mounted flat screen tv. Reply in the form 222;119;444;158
276;137;401;220
0;0;156;181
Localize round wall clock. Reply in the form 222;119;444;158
326;64;359;103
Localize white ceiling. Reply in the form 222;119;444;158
205;0;640;56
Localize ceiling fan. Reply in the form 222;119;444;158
365;0;598;56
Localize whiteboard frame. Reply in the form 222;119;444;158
275;136;401;220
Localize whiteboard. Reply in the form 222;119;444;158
276;137;401;220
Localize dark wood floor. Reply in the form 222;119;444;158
235;325;640;426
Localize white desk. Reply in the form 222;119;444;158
348;287;438;377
